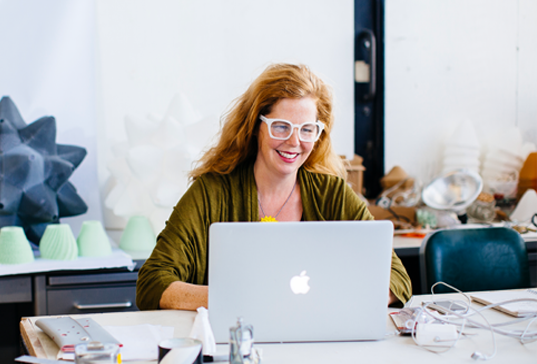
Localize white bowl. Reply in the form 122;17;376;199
422;169;483;212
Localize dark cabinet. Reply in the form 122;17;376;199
34;270;139;315
0;261;143;363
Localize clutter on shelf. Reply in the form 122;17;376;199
371;124;536;233
342;154;365;196
517;152;537;201
510;189;537;224
421;169;483;213
367;166;423;230
467;192;496;223
481;128;534;201
378;166;421;208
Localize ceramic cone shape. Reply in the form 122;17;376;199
39;224;78;260
0;226;35;264
77;220;112;257
120;216;156;251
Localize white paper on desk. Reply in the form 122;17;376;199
104;324;174;361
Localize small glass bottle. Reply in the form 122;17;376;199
74;341;120;364
229;317;260;364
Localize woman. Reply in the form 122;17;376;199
136;63;412;311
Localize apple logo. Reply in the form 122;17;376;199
290;270;310;294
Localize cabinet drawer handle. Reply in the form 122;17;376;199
74;302;132;310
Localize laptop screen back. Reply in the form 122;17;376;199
208;220;393;343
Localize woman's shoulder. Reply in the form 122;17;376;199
196;162;253;191
300;168;347;189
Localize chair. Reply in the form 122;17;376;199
420;227;530;294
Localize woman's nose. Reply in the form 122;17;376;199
287;128;301;146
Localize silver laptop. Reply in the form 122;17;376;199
208;220;393;343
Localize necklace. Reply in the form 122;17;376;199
258;182;296;222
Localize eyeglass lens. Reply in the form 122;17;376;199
271;121;320;142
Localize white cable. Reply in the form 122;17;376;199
430;281;472;310
423;299;537;340
408;282;537;360
520;316;537;344
412;302;496;359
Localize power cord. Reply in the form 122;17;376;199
407;282;537;360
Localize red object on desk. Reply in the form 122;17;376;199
398;232;427;238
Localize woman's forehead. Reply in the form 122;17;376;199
266;97;318;120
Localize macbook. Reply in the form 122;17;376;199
208;220;393;343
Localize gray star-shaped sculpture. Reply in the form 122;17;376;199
0;96;88;244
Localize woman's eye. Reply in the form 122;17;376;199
301;125;315;134
273;124;290;133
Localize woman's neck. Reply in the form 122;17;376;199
253;164;298;199
253;162;303;222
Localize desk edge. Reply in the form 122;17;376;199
20;318;46;358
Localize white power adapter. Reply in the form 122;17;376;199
416;324;458;347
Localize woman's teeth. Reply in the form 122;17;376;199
277;150;298;159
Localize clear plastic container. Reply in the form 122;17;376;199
467;199;496;222
75;342;120;364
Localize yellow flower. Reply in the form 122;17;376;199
260;216;278;222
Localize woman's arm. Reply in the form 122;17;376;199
136;178;212;311
159;281;208;311
388;250;413;305
389;289;398;306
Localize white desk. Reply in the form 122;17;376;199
21;291;537;363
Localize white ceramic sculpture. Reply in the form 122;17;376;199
481;128;536;199
442;121;481;175
104;93;218;234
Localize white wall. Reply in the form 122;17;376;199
385;0;537;184
95;0;355;231
0;0;102;237
95;0;355;174
0;0;355;235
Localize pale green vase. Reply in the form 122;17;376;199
39;224;78;260
119;216;156;251
77;220;112;257
0;226;35;264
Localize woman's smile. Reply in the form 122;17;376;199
255;97;317;179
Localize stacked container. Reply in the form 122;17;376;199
481;128;535;199
442;121;481;175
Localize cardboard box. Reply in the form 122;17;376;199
368;205;417;224
342;154;365;195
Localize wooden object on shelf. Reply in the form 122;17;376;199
342;154;365;195
518;152;537;201
368;205;417;226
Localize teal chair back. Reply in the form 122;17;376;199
420;227;530;294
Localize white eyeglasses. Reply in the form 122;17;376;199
260;115;325;142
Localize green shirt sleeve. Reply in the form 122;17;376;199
136;177;211;310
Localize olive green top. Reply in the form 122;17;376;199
136;162;412;310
